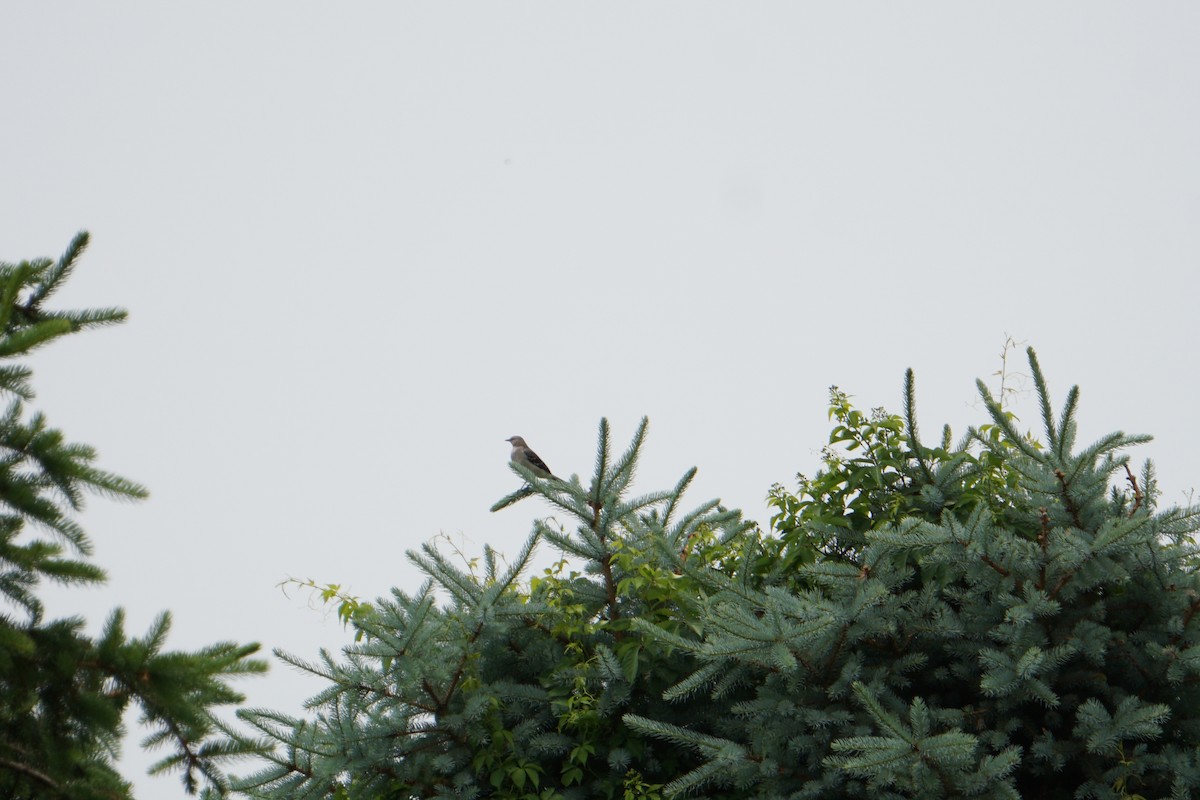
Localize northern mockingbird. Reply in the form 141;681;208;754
506;436;555;480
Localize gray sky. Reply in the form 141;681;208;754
3;4;1199;796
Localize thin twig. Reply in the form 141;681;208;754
1048;571;1074;601
981;555;1010;578
589;500;622;633
1037;508;1050;590
1125;463;1143;517
1054;469;1083;528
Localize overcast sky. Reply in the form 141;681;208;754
3;4;1199;796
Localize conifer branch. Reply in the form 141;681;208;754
489;485;534;512
823;624;851;679
421;678;445;710
1047;571;1074;601
1182;596;1200;632
1027;348;1059;450
1054;469;1083;529
659;466;697;528
30;230;89;307
37;306;129;330
904;368;935;485
973;380;1042;461
0;753;60;791
1125;463;1143;517
1037;507;1051;590
589;418;612;499
981;555;1010;578
0;263;32;332
433;616;487;714
606;417;648;496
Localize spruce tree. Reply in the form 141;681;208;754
230;351;1200;800
0;234;267;798
231;418;757;799
627;352;1200;799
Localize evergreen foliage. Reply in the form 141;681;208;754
231;351;1200;800
0;234;267;798
232;418;757;799
630;355;1200;799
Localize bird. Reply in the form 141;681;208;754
506;436;555;480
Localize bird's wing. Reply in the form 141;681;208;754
524;449;553;475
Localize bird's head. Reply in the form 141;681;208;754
506;436;527;447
